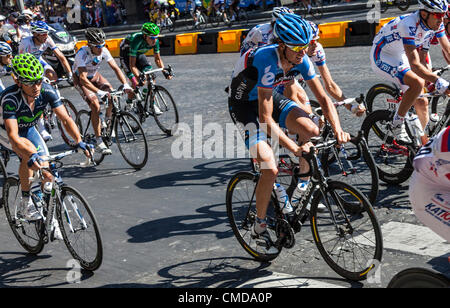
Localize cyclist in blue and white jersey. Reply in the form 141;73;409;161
409;126;450;242
240;6;291;55
228;14;350;255
0;54;90;228
371;0;450;143
0;42;12;92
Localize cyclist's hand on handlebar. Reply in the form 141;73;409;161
27;153;42;171
293;141;314;157
77;141;94;158
335;130;351;144
122;83;133;95
163;69;173;80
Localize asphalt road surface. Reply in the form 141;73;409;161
0;43;449;287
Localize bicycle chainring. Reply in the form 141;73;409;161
275;219;295;249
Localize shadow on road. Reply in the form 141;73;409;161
127;202;232;243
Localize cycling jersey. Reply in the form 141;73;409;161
19;35;58;61
19;24;32;38
230;44;316;103
1;83;62;133
120;32;160;57
240;23;273;55
371;12;445;90
72;45;114;78
310;42;326;67
409;126;450;242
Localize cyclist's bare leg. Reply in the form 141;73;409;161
414;97;429;132
88;97;102;137
250;141;278;221
397;71;425;118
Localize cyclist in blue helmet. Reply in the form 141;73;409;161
228;13;350;255
0;41;12;92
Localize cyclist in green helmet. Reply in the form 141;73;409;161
0;53;90;224
119;22;172;92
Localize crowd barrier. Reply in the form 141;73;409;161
74;17;398;57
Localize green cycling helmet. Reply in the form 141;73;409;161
12;53;44;82
141;22;160;36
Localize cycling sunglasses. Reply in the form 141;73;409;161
430;12;446;19
89;43;105;49
285;43;309;53
148;36;158;40
21;78;43;86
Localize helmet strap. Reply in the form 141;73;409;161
420;10;433;30
282;45;297;68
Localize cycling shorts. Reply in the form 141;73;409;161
119;53;152;79
370;44;410;93
409;171;450;242
73;72;113;104
228;94;304;149
0;125;49;157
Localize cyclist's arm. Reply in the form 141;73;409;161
306;76;349;144
53;104;82;144
78;67;101;94
154;52;164;69
53;48;72;76
128;56;141;79
258;87;298;153
317;64;345;102
106;59;128;85
404;44;439;83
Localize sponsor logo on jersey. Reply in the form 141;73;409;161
425;201;450;227
261;66;275;87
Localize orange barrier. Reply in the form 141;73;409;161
175;32;202;55
376;17;396;35
106;38;123;57
217;29;244;53
318;21;351;48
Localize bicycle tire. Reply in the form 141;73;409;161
310;180;383;281
57;98;79;148
396;0;410;11
226;172;281;262
387;268;450;288
149;85;179;136
322;137;379;205
57;185;103;271
76;109;105;166
365;83;399;114
361;110;415;184
115;111;149;170
3;176;45;254
0;154;7;208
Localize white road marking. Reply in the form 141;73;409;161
236;272;345;288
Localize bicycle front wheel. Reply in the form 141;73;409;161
57;98;79;148
226;172;281;262
387;268;450;288
76;109;105;166
310;181;383;281
149;85;179;136
115;111;149;169
57;185;103;271
3;177;45;254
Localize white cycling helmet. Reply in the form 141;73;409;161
0;15;6;22
272;6;292;23
418;0;448;13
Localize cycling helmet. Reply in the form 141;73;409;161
418;0;448;13
274;13;312;46
0;42;12;56
272;6;293;22
141;22;160;36
11;53;44;82
0;15;6;22
31;21;50;33
85;28;106;44
308;21;320;40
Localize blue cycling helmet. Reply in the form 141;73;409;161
418;0;448;13
31;21;49;33
308;21;319;40
0;41;12;56
274;13;312;46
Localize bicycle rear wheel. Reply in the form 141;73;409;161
115;111;149;169
365;83;400;114
310;180;383;281
3;177;45;254
149;85;179;136
57;98;79;148
57;185;103;271
387;268;450;288
361;110;415;184
76;109;105;166
226;172;281;262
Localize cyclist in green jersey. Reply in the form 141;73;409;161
119;22;172;90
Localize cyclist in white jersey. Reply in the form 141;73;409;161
240;6;291;55
371;0;450;143
0;42;12;93
409;126;450;242
72;28;133;155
